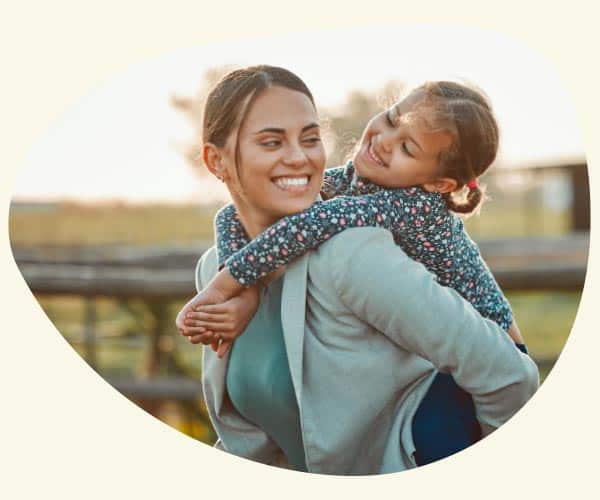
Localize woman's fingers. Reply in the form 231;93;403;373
187;311;228;322
217;340;233;358
185;319;234;332
189;331;216;344
181;326;207;335
194;303;230;314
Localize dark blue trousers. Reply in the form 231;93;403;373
411;343;528;466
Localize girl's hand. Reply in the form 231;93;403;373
184;286;260;357
507;320;525;345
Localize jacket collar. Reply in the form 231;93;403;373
280;252;309;407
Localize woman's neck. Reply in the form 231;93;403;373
230;195;276;239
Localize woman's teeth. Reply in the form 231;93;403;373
274;176;309;190
368;142;385;166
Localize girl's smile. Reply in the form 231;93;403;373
365;136;388;168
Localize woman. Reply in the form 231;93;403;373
180;65;538;474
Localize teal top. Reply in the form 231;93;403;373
225;277;307;471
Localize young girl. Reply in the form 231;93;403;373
180;80;525;355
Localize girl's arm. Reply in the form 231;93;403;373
214;203;251;267
214;163;353;266
175;205;257;356
223;187;438;286
508;321;525;345
461;254;516;334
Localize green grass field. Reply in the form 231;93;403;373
9;197;571;247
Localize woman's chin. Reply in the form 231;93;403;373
268;184;319;212
270;193;318;217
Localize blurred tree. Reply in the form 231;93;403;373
172;66;407;171
171;65;236;174
321;80;406;167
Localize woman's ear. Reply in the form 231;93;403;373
203;143;228;182
422;177;458;194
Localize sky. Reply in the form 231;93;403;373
11;25;586;204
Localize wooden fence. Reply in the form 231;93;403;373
14;233;589;295
12;232;589;400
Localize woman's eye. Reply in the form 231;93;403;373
303;136;322;145
262;140;281;147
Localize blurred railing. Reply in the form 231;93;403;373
13;232;588;401
14;233;589;295
468;162;589;237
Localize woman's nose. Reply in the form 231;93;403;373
283;142;308;167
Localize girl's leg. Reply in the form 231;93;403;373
411;344;528;466
411;372;482;466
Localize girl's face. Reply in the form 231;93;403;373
353;92;454;190
220;86;326;232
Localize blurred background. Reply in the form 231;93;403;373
9;27;587;445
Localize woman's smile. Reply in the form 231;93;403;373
272;175;312;192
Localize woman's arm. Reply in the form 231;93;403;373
328;228;539;434
222;188;438;286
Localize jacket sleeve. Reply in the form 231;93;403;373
328;228;539;434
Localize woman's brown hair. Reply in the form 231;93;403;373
202;65;316;177
411;81;500;215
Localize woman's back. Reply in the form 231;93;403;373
200;227;539;474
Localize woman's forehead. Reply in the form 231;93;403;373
242;86;318;131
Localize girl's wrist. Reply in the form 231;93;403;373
210;267;245;300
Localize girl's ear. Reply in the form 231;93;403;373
422;177;458;194
203;143;229;182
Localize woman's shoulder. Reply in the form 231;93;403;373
310;226;404;269
195;246;218;292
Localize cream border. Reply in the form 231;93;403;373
2;2;598;498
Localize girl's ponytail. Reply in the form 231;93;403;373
442;183;485;215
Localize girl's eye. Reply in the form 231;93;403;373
386;110;396;127
402;141;414;158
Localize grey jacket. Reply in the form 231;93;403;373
198;227;539;475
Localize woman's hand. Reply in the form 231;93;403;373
176;285;228;350
184;286;260;357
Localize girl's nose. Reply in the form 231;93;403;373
377;131;394;154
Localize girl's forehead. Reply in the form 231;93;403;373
396;88;428;109
396;94;452;137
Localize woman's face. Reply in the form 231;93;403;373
352;92;453;189
221;86;326;231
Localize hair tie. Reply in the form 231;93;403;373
467;179;478;190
